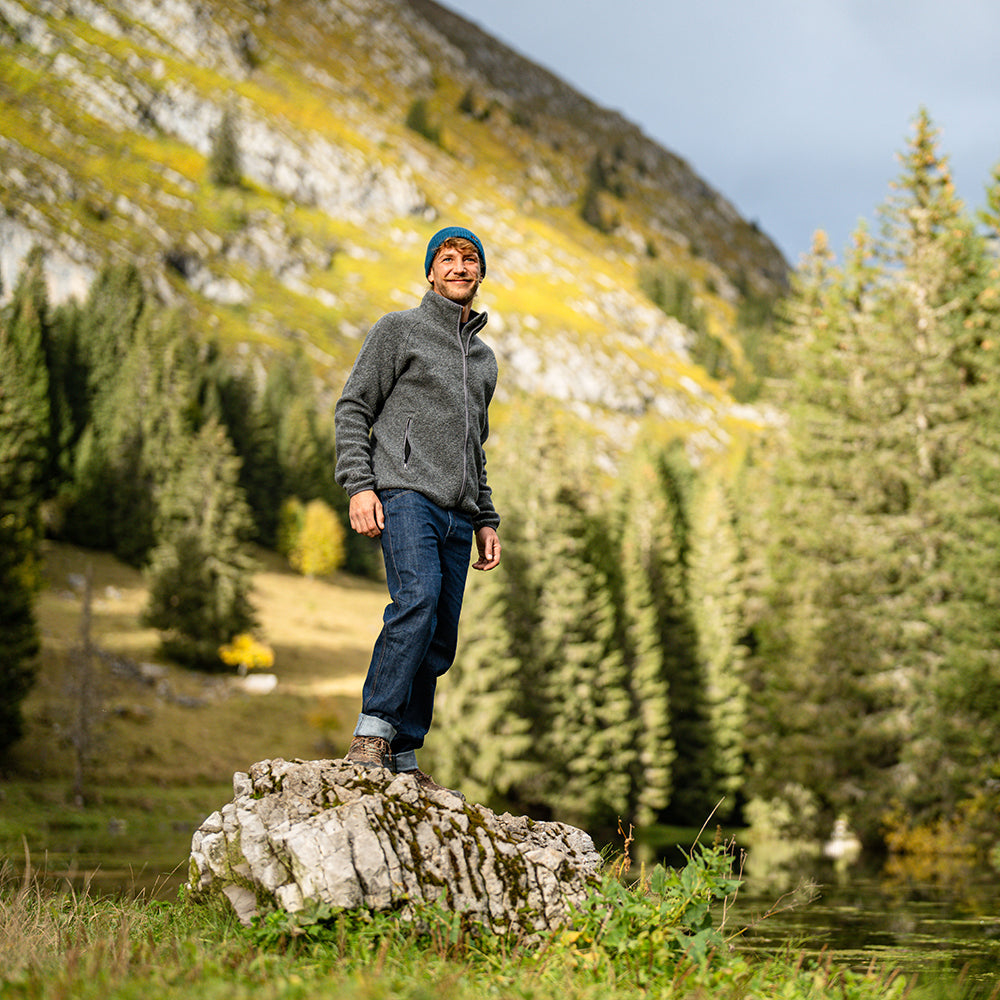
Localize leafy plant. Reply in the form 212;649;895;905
560;835;744;973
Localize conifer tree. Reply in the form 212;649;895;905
435;406;673;830
0;288;42;750
868;112;994;817
76;262;146;411
143;418;257;668
262;352;338;506
47;299;88;492
0;514;39;753
62;263;153;558
205;365;283;547
638;448;706;823
753;112;999;835
610;442;675;826
534;478;634;826
1;249;52;518
0;253;50;751
208;107;242;187
431;519;535;805
751;228;913;835
431;408;558;810
903;158;1000;813
686;471;749;816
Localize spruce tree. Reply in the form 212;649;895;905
1;249;51;518
907;157;1000;813
610;442;675;827
76;262;146;411
0;514;39;754
752;112;999;836
205;365;283;547
686;471;749;817
640;448;706;824
430;526;535;805
0;253;50;751
431;407;555;809
143;418;258;669
208;107;242;187
433;405;640;827
63;263;153;558
534;478;634;826
751;228;911;835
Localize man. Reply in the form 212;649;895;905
334;226;501;794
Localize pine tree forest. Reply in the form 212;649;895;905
0;256;350;690
437;110;1000;852
3;112;1000;859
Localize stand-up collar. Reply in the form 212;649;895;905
421;289;488;336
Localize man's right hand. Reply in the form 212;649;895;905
349;490;385;537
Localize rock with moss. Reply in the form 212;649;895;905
187;757;602;934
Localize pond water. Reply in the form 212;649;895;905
14;829;1000;993
727;850;1000;993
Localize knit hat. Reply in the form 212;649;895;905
424;226;486;277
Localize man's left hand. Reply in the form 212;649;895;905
472;526;501;571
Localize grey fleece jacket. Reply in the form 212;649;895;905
334;289;500;531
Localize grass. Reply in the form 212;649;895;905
2;540;386;895
0;544;985;999
0;849;917;1000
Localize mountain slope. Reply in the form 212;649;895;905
0;0;787;453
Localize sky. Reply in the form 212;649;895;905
442;0;1000;266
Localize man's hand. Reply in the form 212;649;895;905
349;490;384;538
472;526;501;571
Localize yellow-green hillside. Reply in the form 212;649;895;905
0;0;787;461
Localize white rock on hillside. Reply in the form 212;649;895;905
187;758;603;934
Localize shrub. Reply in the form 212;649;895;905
143;529;257;669
405;98;441;145
278;497;345;578
208;108;242;187
218;633;275;675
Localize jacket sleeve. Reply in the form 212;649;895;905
334;318;403;497
472;412;501;532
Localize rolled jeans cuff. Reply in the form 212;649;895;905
393;749;418;772
354;713;396;742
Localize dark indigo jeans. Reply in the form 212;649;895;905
353;489;473;771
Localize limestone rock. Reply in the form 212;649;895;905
187;758;602;935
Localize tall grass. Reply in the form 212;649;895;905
0;847;918;1000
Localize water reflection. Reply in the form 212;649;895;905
730;837;1000;988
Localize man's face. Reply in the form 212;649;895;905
427;242;482;307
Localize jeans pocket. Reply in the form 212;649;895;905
379;488;410;508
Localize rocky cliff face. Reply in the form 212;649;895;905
0;0;786;449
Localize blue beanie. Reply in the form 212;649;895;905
424;226;486;277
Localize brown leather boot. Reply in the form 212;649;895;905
399;768;465;800
345;735;392;769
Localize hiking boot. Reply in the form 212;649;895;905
399;768;465;800
345;735;392;769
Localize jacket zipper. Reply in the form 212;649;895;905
458;323;471;503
